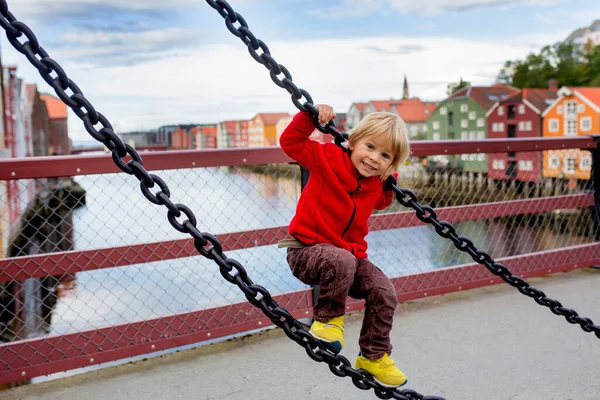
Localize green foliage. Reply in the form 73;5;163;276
447;77;471;96
497;41;600;88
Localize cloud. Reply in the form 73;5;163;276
363;44;425;55
311;0;565;18
11;33;558;140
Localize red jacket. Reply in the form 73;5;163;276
280;111;393;259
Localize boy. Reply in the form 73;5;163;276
279;104;410;387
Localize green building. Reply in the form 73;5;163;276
425;84;516;173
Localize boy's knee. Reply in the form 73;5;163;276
320;246;357;279
373;284;397;309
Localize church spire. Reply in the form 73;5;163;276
402;75;409;99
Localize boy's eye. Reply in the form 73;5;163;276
366;143;374;149
382;153;390;159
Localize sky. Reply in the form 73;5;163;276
1;0;599;141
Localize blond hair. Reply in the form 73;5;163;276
348;112;410;177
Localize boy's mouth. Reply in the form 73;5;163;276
362;161;376;171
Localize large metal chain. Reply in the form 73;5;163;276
205;0;600;340
0;2;444;399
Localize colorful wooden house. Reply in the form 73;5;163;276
486;87;558;183
248;113;290;147
541;87;600;180
426;84;517;172
345;102;367;130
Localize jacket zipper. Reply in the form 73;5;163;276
341;177;361;239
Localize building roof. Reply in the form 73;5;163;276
368;100;403;111
500;88;558;114
572;87;600;108
350;102;367;112
448;84;518;112
256;113;290;126
40;94;68;119
392;99;437;123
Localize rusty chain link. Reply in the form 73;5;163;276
205;0;600;340
0;2;443;399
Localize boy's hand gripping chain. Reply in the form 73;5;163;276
0;1;444;399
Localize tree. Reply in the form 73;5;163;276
447;77;471;96
497;41;598;89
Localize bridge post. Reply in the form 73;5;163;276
590;135;600;251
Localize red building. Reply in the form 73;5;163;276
486;86;558;183
238;120;249;147
171;126;192;149
39;94;70;155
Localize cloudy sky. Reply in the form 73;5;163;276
1;0;599;140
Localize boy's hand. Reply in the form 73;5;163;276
315;104;336;124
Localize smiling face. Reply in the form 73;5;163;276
349;135;396;178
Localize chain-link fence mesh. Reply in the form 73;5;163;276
0;146;598;382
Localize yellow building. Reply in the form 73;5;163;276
248;113;290;147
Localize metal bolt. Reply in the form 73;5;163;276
305;311;309;315
258;321;262;326
192;162;196;166
458;286;462;290
76;168;81;173
424;292;428;296
11;172;15;177
207;333;211;337
21;371;26;377
243;158;247;163
90;358;95;363
151;345;156;350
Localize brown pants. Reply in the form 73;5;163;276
286;243;397;360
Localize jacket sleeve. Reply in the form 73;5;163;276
374;172;398;210
279;111;321;170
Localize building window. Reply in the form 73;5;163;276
565;101;577;116
477;131;485;140
433;133;440;141
518;104;525;114
549;118;559;132
549;155;560;169
518;121;524;131
580;155;592;171
525;121;532;131
499;122;505;131
461;131;468;140
433;121;440;130
477;118;484;127
564;157;576;174
557;105;563;114
492;159;505;170
461;119;469;128
498;106;504;116
448;111;454;127
440;106;447;115
469;131;476;140
518;160;534;171
581;116;592;131
507;105;516;119
460;104;468;113
468;111;476;120
565;120;577;136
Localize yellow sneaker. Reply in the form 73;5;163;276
355;353;407;387
309;316;344;354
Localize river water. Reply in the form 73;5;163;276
42;165;593;335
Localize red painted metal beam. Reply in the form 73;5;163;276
1;243;598;384
0;136;597;180
0;195;592;282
